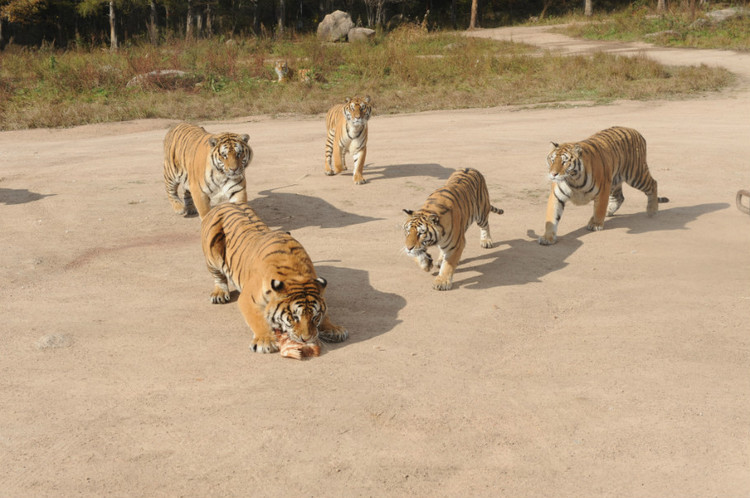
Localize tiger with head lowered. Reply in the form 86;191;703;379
539;126;668;245
201;202;348;354
163;122;253;219
324;96;372;185
403;168;504;291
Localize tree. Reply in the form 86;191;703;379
77;0;118;51
657;0;666;13
584;0;592;16
148;0;158;44
469;0;478;28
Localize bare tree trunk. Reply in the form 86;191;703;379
451;0;457;29
277;0;285;35
205;2;212;36
584;0;593;16
186;0;193;39
109;0;118;51
469;0;478;29
656;0;667;12
149;0;158;45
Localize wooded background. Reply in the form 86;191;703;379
0;0;676;49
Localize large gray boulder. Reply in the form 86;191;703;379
317;10;355;42
348;27;376;43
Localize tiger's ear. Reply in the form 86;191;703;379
345;97;352;103
550;141;559;149
428;214;440;224
271;279;284;292
315;277;327;289
364;95;371;103
403;209;414;216
573;144;583;156
209;137;218;147
240;134;250;143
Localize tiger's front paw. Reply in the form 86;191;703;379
353;175;366;185
417;252;433;272
538;234;557;246
210;288;230;304
250;334;279;354
586;218;604;231
432;275;453;291
480;238;493;249
319;325;348;343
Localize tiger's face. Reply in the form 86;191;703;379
265;278;328;344
343;96;372;127
402;210;440;257
209;133;253;178
547;143;583;182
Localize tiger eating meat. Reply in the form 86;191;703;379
403;168;504;291
201;202;348;355
539;126;669;245
163;122;253;219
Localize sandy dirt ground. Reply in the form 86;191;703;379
2;26;749;497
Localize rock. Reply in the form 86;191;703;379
348;27;376;43
317;10;354;42
126;69;203;90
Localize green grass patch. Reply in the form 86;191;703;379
559;5;750;51
0;25;735;130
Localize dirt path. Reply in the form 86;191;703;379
2;26;749;497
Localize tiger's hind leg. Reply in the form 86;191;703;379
607;182;625;217
165;174;190;216
477;215;494;248
627;165;662;216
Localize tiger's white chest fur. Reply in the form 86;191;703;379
343;122;366;151
201;167;244;204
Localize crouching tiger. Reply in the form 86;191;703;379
403;168;504;291
201;202;348;355
163;122;253;219
540;126;668;245
324;96;372;184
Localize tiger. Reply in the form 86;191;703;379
324;96;372;185
163;122;253;219
539;126;669;246
402;168;504;291
274;60;313;84
201;202;348;354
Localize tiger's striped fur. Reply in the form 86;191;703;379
163;122;253;219
403;168;504;291
201;202;348;355
324;96;372;184
540;126;669;245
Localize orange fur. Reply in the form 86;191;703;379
540;126;668;245
403;168;503;291
201;202;348;355
324;96;372;184
163;122;253;219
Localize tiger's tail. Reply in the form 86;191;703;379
658;197;669;203
490;205;504;215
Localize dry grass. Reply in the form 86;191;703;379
0;25;734;131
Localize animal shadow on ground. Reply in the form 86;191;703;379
0;188;55;205
251;187;381;231
451;202;729;290
354;163;455;183
314;264;406;349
